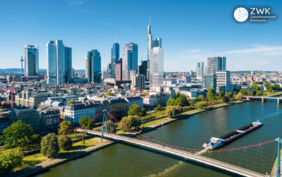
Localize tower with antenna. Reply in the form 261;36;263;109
20;56;24;76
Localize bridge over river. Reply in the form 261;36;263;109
77;128;266;177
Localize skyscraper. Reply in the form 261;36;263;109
138;60;148;81
102;66;107;80
147;18;162;60
216;71;230;93
64;47;72;83
85;55;88;79
87;50;101;83
115;59;122;81
122;43;138;81
107;63;112;78
196;62;204;78
111;42;119;78
47;40;65;85
149;47;164;87
24;45;39;76
207;57;226;75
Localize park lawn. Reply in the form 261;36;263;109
13;153;48;172
60;139;100;154
140;118;169;127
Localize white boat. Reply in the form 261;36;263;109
203;137;225;149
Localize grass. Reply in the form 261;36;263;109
140;118;169;127
60;139;100;154
13;153;48;172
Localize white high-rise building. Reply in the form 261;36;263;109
47;40;65;86
147;18;162;61
196;62;204;78
207;57;226;75
216;71;230;93
24;45;39;76
102;66;107;80
149;47;164;86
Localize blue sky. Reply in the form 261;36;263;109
0;0;281;71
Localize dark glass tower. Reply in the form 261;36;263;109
87;49;101;83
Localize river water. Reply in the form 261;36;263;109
34;101;282;177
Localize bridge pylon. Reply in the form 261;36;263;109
275;137;282;177
101;109;109;143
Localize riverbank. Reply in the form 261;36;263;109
10;100;246;177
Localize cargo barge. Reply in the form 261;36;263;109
203;121;262;149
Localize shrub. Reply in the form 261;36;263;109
58;135;73;150
155;104;162;111
223;96;230;103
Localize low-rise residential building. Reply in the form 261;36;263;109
38;107;60;133
125;96;144;109
108;97;128;116
143;95;157;107
64;102;87;126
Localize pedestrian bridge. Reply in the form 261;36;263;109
76;128;266;177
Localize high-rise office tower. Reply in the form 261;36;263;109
131;74;145;91
102;66;107;80
85;55;88;79
111;40;119;78
196;62;204;78
47;40;65;85
115;59;122;81
64;47;72;83
107;63;112;78
207;57;226;75
147;18;162;60
24;45;39;76
122;43;138;81
86;50;101;83
216;71;230;93
202;74;217;91
138;60;148;81
149;47;164;86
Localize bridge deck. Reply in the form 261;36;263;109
77;129;265;177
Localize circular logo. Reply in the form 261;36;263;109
234;7;249;22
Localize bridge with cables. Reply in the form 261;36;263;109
75;109;282;177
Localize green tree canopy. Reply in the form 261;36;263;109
105;91;116;96
58;135;73;150
189;99;195;106
196;101;205;108
207;88;214;102
107;109;122;121
198;95;204;101
41;133;60;159
79;117;95;130
67;100;76;105
58;121;73;135
1;120;34;149
106;120;116;133
155;104;162;111
223;96;229;103
0;148;24;174
128;104;145;117
118;116;141;130
166;98;175;107
236;93;243;100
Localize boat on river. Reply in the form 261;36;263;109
203;121;263;149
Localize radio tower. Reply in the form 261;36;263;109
20;56;24;76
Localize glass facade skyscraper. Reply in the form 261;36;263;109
147;21;162;61
46;40;66;86
207;57;226;75
64;47;72;83
24;45;39;76
87;49;101;83
111;43;119;78
196;62;204;78
122;43;138;81
149;47;164;86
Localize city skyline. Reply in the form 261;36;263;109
0;0;281;72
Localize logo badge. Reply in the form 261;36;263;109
234;7;249;22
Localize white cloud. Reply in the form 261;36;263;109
167;45;282;71
67;0;84;6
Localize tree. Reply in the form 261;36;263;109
257;90;263;96
128;104;141;116
166;98;175;107
189;99;195;106
0;148;23;174
1;120;34;149
219;90;224;98
223;96;229;103
106;120;116;133
225;92;229;97
105;91;115;96
175;97;182;106
207;88;214;102
138;108;146;117
41;133;60;158
130;116;141;130
67;100;76;105
79;117;95;130
58;121;73;135
107;109;122;121
181;99;189;106
273;84;279;91
118;116;141;130
196;102;205;108
58;135;73;150
236;93;243;100
166;106;183;118
155;104;162;111
198;95;204;101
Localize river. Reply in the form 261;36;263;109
34;101;282;177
